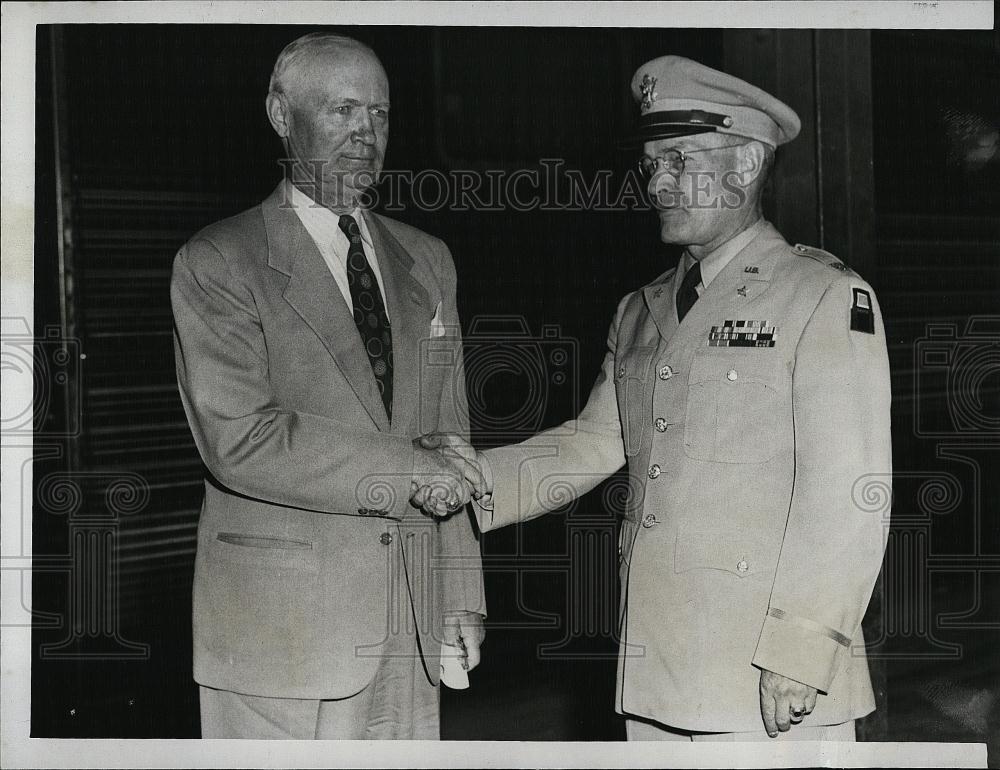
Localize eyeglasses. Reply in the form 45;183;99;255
637;143;747;179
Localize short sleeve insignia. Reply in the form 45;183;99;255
850;288;875;334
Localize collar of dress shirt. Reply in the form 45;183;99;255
683;217;768;292
286;181;374;251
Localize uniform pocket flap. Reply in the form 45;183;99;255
674;521;779;578
687;351;779;387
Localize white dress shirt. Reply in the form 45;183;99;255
286;182;390;320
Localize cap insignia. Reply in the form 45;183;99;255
640;74;658;111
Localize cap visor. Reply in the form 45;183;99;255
617;124;717;149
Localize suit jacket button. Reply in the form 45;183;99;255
379;532;393;546
647;464;661;479
654;417;667;432
658;365;674;380
641;513;658;528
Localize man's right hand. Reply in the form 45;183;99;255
410;438;485;518
419;433;493;500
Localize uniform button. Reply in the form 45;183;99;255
658;365;674;380
647;464;661;479
654;417;667;432
379;532;393;546
727;369;738;382
618;364;626;378
641;513;658;528
736;558;749;573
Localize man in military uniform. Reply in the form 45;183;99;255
427;55;891;740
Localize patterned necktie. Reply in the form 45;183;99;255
338;214;393;420
676;259;702;323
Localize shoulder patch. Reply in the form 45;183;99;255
793;243;851;273
850;287;875;334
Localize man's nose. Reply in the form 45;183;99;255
351;110;376;144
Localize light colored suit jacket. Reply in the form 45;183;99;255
171;183;485;699
478;222;891;732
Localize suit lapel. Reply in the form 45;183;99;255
263;185;391;431
365;213;433;433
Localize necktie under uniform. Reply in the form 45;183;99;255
676;259;702;323
338;214;393;420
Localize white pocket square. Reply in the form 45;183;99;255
430;301;447;337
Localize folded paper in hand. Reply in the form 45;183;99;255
439;643;469;689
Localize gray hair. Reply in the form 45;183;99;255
268;32;378;100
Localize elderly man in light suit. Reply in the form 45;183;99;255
171;33;485;739
429;56;891;741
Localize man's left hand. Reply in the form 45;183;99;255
442;612;485;672
759;669;818;737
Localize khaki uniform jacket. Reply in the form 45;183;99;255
171;183;485;700
478;221;891;732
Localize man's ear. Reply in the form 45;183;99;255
737;140;767;186
266;92;291;139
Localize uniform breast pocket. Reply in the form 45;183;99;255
683;353;784;464
615;346;656;457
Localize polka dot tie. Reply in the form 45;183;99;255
339;214;393;420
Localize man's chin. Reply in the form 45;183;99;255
312;178;376;210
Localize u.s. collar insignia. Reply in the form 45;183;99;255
640;74;657;111
744;266;759;274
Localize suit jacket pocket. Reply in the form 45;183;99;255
683;352;783;464
211;531;318;572
615;346;656;457
216;532;313;549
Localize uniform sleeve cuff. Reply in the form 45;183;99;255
752;608;851;693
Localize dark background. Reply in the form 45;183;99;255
30;24;998;754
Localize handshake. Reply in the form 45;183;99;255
409;433;493;517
